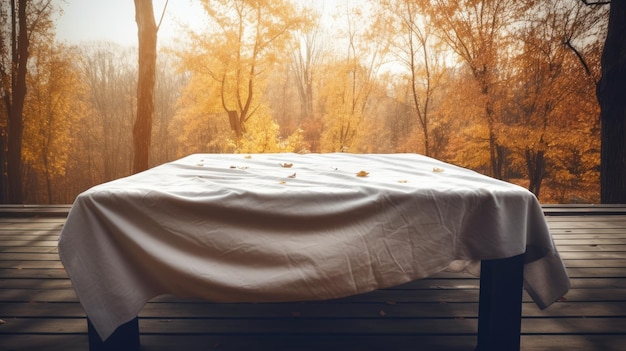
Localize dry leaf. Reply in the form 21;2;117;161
279;181;287;185
288;173;297;178
244;155;252;159
280;163;293;168
398;180;408;183
432;167;445;173
356;170;369;177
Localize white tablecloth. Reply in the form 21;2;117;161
58;153;569;340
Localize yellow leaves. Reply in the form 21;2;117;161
23;43;85;177
280;162;293;168
236;110;284;153
184;0;311;147
356;170;369;177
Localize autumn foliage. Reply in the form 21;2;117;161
0;0;607;204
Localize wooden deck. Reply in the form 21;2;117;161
1;206;625;350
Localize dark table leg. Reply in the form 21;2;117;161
88;317;140;351
476;253;524;351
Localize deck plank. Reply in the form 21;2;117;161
1;206;625;350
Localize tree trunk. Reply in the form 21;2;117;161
132;0;158;174
525;149;545;198
4;0;29;204
597;1;626;204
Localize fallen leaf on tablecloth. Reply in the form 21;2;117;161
288;173;297;178
280;163;293;168
398;180;408;183
432;167;445;173
229;165;236;169
356;170;369;177
244;155;252;159
279;181;286;185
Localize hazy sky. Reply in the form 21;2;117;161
55;0;206;46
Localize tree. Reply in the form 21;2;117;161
79;43;137;182
133;0;164;173
504;0;604;198
183;0;310;149
0;0;54;203
287;28;327;152
425;0;530;179
595;0;626;203
292;30;325;127
375;0;446;157
151;52;187;165
23;43;84;203
320;1;387;152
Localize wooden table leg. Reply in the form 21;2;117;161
476;254;524;351
88;317;140;351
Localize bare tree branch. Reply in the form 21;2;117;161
156;0;168;31
580;0;610;5
564;39;592;76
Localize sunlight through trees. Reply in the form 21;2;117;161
0;0;612;204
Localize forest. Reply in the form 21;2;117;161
0;0;610;204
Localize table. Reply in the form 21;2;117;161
58;153;570;351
